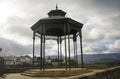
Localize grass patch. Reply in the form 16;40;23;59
83;64;114;69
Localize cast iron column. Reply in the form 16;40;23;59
40;24;43;70
67;23;71;70
79;30;83;68
60;36;62;67
64;23;67;70
73;39;76;61
73;33;78;68
33;32;35;69
57;36;60;67
43;24;46;71
43;34;45;71
40;34;43;70
75;40;78;68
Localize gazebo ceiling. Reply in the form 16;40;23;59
31;8;83;36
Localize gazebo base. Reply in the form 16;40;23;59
21;68;92;77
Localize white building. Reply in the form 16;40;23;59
4;55;32;66
19;55;32;64
4;55;15;65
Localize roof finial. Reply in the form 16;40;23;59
56;4;58;10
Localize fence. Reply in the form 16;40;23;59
0;57;4;75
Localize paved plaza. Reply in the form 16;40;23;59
0;73;62;79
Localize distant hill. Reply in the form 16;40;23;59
77;53;120;63
47;53;120;64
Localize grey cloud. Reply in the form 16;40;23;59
88;0;120;15
98;15;120;41
1;0;120;56
92;45;107;53
106;40;120;53
5;16;32;39
0;37;31;56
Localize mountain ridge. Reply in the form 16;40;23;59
47;53;120;63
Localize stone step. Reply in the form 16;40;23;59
21;68;92;77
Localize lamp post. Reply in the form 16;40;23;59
0;48;2;52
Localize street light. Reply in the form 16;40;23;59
0;48;2;51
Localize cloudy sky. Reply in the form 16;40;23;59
0;0;120;56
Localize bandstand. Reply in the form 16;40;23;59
31;6;84;71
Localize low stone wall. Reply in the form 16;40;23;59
0;70;4;75
69;66;120;79
4;68;32;73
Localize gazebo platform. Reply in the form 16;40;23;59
21;68;92;77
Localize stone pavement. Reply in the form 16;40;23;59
0;69;104;79
0;68;85;79
0;73;63;79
